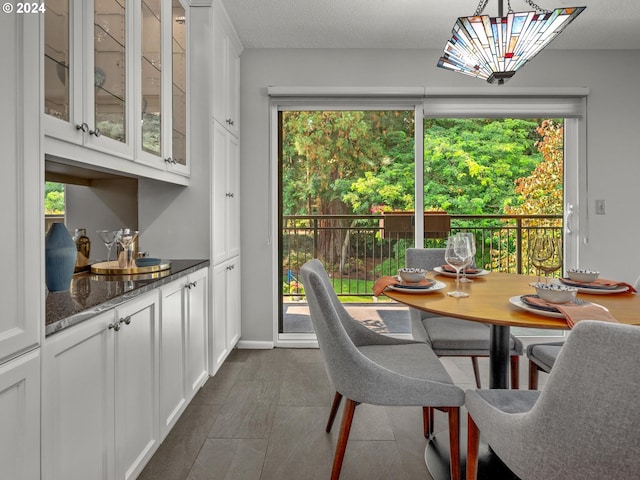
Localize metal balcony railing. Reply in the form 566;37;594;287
282;214;563;299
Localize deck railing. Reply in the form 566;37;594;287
282;214;562;298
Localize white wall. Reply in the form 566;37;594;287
137;5;212;261
239;48;640;344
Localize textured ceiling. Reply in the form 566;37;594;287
220;0;640;50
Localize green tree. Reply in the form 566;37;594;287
422;118;542;214
45;182;65;214
282;110;414;264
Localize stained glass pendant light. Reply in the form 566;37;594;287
437;0;585;84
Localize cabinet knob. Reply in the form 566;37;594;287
226;264;235;270
108;322;121;332
122;316;132;325
165;157;177;164
89;127;101;137
76;122;89;133
226;118;235;126
185;281;197;289
226;192;235;198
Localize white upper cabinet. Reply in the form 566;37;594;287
44;0;190;182
212;119;240;265
135;0;189;176
212;3;241;137
1;11;41;364
44;0;135;159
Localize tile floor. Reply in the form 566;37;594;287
139;345;547;480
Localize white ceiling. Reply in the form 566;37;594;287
220;0;640;50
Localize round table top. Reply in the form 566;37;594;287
383;272;640;330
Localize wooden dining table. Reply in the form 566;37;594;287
384;271;639;389
385;271;639;479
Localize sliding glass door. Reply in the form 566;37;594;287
278;108;417;335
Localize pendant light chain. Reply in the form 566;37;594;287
474;0;490;16
474;0;550;16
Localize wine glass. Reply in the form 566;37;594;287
457;232;476;283
444;234;472;298
97;230;118;264
116;229;139;268
537;237;562;283
530;235;554;283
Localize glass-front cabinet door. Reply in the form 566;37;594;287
137;0;164;166
44;0;134;159
169;0;188;175
89;0;133;156
44;0;71;123
136;0;189;175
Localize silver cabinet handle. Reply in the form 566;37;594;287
226;192;235;198
185;281;197;289
122;316;132;325
108;322;121;331
76;122;89;133
89;127;101;137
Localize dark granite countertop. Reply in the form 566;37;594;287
46;259;209;337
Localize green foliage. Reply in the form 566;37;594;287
422;118;542;214
45;182;65;214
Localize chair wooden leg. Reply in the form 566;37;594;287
331;398;357;480
510;355;520;389
447;407;461;480
326;392;343;432
471;357;482;388
466;413;480;480
423;406;434;438
528;361;539;390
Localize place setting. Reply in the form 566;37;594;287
509;282;618;328
558;269;637;294
373;267;446;295
509;236;621;326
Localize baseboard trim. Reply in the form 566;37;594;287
236;340;274;349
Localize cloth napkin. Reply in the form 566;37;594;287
560;277;637;293
523;295;619;328
440;264;482;275
372;276;434;296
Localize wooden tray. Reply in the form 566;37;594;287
90;260;171;275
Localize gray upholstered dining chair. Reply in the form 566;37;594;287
405;248;523;388
466;320;640;480
300;259;465;480
526;341;563;389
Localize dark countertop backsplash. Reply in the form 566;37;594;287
46;259;210;337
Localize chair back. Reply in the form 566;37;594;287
523;320;640;477
406;248;446;270
299;260;382;396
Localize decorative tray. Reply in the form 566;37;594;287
90;260;171;275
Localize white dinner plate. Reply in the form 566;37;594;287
508;295;608;318
433;266;489;278
386;280;446;294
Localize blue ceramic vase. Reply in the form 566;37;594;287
45;223;77;292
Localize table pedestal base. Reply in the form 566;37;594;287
425;430;520;480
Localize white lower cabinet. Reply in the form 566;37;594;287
212;257;240;373
0;349;40;480
42;290;160;480
184;268;209;399
114;294;160;480
43;269;210;479
159;267;209;440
